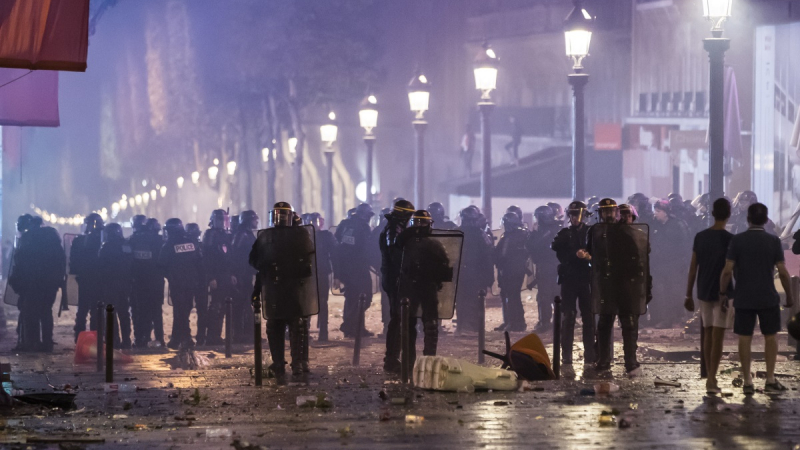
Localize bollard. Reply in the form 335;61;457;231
225;297;233;359
105;304;114;383
96;302;104;373
252;297;263;387
400;298;410;384
478;290;486;364
353;294;366;366
553;296;562;380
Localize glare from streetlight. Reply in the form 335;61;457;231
177;176;185;188
208;166;219;181
227;161;237;176
191;171;200;184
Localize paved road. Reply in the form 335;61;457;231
0;293;798;449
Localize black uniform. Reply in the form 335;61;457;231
231;228;257;343
70;232;103;338
551;222;595;365
202;228;235;345
334;216;373;336
380;217;411;368
249;225;316;377
9;226;65;351
455;225;494;333
397;227;451;360
494;227;528;331
98;236;133;347
315;228;337;341
128;230;165;346
650;216;690;327
527;222;562;329
159;233;204;347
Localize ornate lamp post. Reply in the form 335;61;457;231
359;95;378;206
702;0;732;202
564;0;594;202
408;72;430;208
473;43;498;226
320;112;339;224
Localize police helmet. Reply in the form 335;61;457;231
691;193;710;213
239;210;259;230
653;199;671;214
409;210;433;228
547;202;563;220
164;218;185;238
427;202;446;223
292;212;303;227
131;215;147;233
618;203;638;222
597;198;618;223
269;202;294;227
102;222;123;243
505;205;523;222
459;206;480;227
230;214;240;234
30;216;43;229
209;209;229;230
145;218;161;234
734;190;757;211
16;214;33;234
388;199;415;222
566;201;588;222
533;205;555;225
186;223;201;241
347;208;357;219
355;203;374;221
84;213;104;234
502;212;523;231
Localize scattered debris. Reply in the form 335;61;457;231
593;382;619;394
391;397;408;405
205;427;232;438
654;378;681;388
296;394;332;409
405;415;424;424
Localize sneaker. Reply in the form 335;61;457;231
742;384;755;396
626;366;642;379
561;363;575;378
764;381;788;393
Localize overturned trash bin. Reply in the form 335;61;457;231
412;356;518;392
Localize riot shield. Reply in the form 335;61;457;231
62;234;79;306
590;223;649;316
255;225;319;320
398;229;464;319
3;247;19;306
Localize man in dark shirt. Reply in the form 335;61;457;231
720;203;793;394
684;198;734;394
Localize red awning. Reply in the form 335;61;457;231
0;0;90;72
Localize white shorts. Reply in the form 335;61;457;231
699;299;734;329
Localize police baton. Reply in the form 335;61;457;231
478;290;486;364
353;293;366;366
553;296;561;380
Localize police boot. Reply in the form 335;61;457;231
266;320;286;384
301;318;310;373
422;320;439;356
561;311;577;365
289;319;305;379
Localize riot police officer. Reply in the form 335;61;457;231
70;213;104;341
527;205;561;332
160;219;204;348
551;201;595;376
307;212;336;342
627;193;654;225
9;215;65;352
98;223;133;348
506;205;524;224
202;209;237;346
185;222;207;344
582;198;649;378
397;211;452;360
231;210;259;344
427;202;458;230
494;212;529;332
650;200;690;328
381;199;416;373
334;203;375;338
455;207;494;334
129;216;165;348
250;202;317;382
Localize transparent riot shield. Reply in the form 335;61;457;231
255;224;319;320
3;247;19;306
399;229;464;319
62;233;79;306
590;223;649;316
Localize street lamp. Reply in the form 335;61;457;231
191;171;200;185
177;176;184;189
321;111;338;224
703;0;732;203
226;161;237;176
208;166;219;185
473;43;498;226
359;95;378;206
408;72;430;208
564;0;594;202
